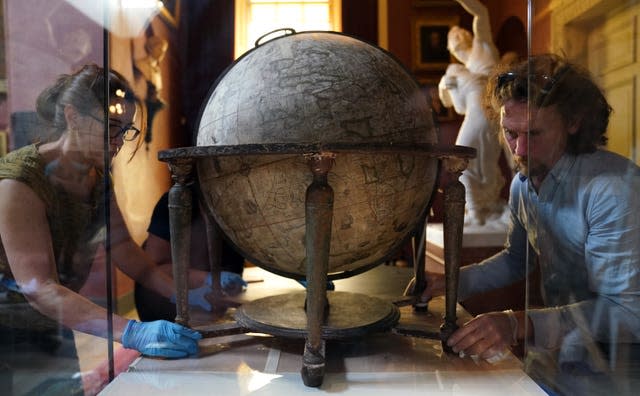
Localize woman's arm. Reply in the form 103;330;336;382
0;179;130;341
0;179;201;357
143;232;208;288
107;195;176;297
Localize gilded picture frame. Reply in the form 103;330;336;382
412;15;459;71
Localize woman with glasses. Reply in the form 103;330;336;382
0;65;204;395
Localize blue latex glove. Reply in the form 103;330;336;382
297;279;335;291
205;271;248;296
170;285;214;311
0;275;20;292
121;320;201;358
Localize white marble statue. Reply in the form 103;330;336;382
447;0;500;76
439;64;507;226
438;0;509;226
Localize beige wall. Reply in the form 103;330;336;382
109;16;182;300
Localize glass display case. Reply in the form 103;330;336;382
0;1;638;395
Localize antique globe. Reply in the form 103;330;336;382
195;30;439;280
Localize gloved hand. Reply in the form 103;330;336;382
170;285;215;311
121;320;201;358
205;271;248;296
0;275;20;292
297;279;335;291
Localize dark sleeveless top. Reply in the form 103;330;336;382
0;144;106;330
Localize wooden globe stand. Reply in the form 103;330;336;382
159;142;474;387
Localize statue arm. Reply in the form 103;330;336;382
455;0;494;43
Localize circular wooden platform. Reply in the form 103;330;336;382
234;291;399;339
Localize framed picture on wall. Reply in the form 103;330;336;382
412;15;459;71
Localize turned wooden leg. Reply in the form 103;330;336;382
201;197;223;296
440;157;467;353
301;153;335;388
167;158;194;327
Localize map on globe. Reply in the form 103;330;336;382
195;31;439;278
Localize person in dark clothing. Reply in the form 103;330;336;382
135;192;247;322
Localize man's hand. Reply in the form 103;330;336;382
446;311;515;361
404;271;446;303
121;320;201;358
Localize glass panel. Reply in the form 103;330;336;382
0;1;160;395
1;2;108;394
523;1;640;394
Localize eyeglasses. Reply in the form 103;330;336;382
86;113;141;141
111;123;141;141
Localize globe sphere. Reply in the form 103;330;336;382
196;31;438;278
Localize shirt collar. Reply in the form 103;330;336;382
515;152;577;190
536;152;577;199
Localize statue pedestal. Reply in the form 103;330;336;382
425;222;506;271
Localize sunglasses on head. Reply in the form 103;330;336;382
496;65;570;103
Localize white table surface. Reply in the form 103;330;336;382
100;266;546;395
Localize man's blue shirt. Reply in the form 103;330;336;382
459;149;640;351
